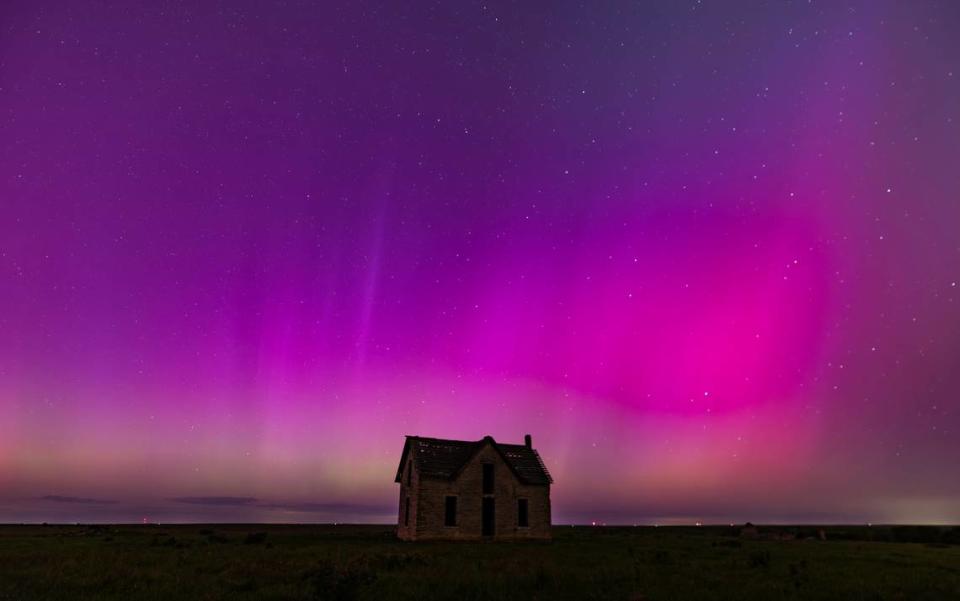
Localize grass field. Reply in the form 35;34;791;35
1;524;958;600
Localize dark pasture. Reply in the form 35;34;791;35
1;524;958;600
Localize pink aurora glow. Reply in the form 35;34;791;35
2;1;959;524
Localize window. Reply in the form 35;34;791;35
444;496;457;526
518;498;529;527
482;463;494;494
404;497;410;526
406;460;412;486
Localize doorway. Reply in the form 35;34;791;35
482;497;495;536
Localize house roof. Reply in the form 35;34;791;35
394;435;553;486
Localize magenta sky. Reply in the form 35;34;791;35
2;1;959;524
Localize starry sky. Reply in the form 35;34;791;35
2;1;959;525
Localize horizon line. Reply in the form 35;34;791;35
2;521;957;527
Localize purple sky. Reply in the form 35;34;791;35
2;1;959;524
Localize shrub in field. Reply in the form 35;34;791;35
788;560;809;589
714;539;741;548
943;527;960;545
533;564;552;591
747;549;771;568
650;550;672;565
367;552;427;571
304;559;377;601
205;532;229;544
154;535;185;548
244;531;267;544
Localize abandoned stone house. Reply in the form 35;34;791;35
395;434;552;541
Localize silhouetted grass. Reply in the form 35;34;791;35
0;524;957;600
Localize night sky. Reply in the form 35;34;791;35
2;1;959;525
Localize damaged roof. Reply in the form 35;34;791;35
395;435;553;485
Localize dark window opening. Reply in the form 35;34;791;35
444;496;457;526
482;463;494;494
406;460;412;486
518;498;529;527
404;497;410;526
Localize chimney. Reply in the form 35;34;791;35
524;434;532;448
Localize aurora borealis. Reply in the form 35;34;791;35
2;1;959;524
